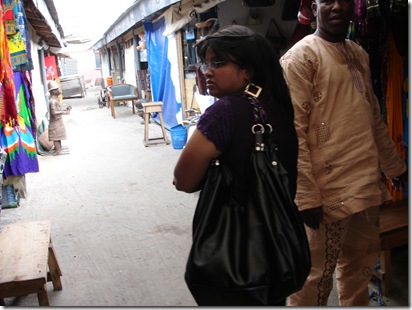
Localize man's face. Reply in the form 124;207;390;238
312;0;355;42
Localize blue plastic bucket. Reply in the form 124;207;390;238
170;124;188;149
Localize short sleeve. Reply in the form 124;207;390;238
196;98;235;152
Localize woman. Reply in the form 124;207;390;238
173;25;298;306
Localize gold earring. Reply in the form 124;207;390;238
244;83;262;98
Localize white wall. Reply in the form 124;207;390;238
123;45;136;86
28;25;49;127
67;48;102;84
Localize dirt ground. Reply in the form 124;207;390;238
0;88;408;306
1;88;198;306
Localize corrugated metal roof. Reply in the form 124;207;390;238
93;0;180;50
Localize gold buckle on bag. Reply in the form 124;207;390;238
244;83;262;98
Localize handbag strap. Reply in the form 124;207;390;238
242;83;269;127
243;83;274;151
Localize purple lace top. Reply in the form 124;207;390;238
196;96;235;152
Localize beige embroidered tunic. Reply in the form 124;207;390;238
280;35;406;223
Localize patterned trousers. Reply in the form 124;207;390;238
287;206;380;306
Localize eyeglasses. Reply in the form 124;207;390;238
199;61;227;74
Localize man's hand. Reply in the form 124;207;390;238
391;170;408;192
301;206;323;230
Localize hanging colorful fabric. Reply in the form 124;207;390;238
3;0;16;35
0;0;18;126
384;32;405;202
13;0;33;72
7;31;28;67
0;72;39;177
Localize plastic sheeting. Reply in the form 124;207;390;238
144;18;181;130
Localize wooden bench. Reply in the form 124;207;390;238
0;220;62;306
373;200;408;296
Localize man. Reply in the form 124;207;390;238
279;0;407;306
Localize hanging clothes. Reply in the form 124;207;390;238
384;31;405;201
3;0;15;35
0;0;18;126
0;71;39;177
12;0;33;72
401;55;408;197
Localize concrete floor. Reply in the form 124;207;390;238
0;88;408;306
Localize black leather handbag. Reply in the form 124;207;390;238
184;87;311;306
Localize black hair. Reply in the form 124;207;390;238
195;25;293;113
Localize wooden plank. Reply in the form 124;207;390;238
380;230;408;250
379;203;408;234
48;240;63;291
0;221;50;286
379;201;408;249
373;200;409;297
37;283;50;306
142;102;163;113
0;278;46;298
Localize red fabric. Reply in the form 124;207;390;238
298;0;314;25
385;31;405;202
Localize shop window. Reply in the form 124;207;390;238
182;25;198;71
181;7;218;72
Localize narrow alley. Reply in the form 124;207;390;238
0;88;408;306
0;88;198;306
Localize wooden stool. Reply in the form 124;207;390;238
373;200;408;296
0;220;62;306
142;101;170;147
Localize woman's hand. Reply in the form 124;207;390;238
301;206;323;230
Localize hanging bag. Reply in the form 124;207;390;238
265;18;287;51
184;85;311;306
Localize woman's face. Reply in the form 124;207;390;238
202;48;250;98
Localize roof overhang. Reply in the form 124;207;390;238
93;0;226;51
23;0;65;48
93;0;181;50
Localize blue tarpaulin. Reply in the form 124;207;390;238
144;18;181;130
